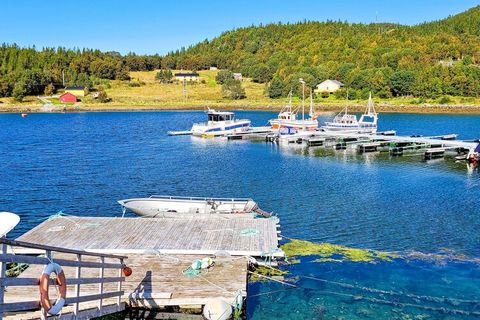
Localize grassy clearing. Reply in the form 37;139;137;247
2;69;480;113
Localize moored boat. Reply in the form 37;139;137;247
191;109;251;137
269;90;318;134
321;92;378;134
118;195;271;217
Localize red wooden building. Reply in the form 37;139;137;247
59;92;77;103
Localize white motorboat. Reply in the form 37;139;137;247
118;195;270;218
191;109;251;137
321;92;378;134
269;91;318;134
0;212;20;237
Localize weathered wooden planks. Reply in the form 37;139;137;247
4;253;249;316
17;216;282;257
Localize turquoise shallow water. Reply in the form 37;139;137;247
0;111;479;319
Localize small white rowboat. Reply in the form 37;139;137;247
118;195;271;218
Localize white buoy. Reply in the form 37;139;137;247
203;298;232;320
0;212;20;237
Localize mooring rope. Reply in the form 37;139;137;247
300;275;480;305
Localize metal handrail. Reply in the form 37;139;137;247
0;238;127;259
148;195;253;202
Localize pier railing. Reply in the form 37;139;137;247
0;237;127;319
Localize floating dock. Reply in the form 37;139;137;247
2;214;282;319
273;130;479;163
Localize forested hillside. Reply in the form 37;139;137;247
165;6;480;99
1;6;480;102
0;46;161;100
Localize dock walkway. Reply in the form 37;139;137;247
17;215;281;257
3;214;282;318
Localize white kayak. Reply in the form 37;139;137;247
118;195;270;218
0;212;20;237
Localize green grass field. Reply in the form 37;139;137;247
2;69;480;113
104;70;480;111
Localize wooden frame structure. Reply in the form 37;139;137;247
0;238;126;319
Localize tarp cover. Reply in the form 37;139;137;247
475;143;480;153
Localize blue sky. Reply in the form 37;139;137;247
1;0;478;55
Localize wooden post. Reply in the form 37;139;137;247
40;250;52;320
117;258;123;309
0;241;7;320
74;254;82;316
98;256;104;312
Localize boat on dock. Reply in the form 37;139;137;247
269;91;318;134
321;92;378;134
191;109;251;137
118;195;271;217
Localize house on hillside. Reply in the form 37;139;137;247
174;72;200;82
59;92;77;103
64;86;85;97
315;80;344;93
233;73;243;81
209;66;218;70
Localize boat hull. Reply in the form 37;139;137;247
118;196;258;217
270;119;318;132
321;125;377;134
191;120;251;137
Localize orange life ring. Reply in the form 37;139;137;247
39;263;67;315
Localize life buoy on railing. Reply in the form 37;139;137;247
39;262;67;315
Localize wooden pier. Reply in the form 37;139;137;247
1;214;282;319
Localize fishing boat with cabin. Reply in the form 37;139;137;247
269;88;318;134
191;109;251;137
321;92;378;134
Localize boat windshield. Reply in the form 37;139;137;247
334;114;357;124
360;115;376;123
208;114;234;122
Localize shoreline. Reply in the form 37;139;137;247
2;102;480;115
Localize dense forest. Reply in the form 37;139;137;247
165;6;480;99
0;46;162;100
1;6;480;101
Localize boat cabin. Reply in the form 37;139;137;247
207;110;235;122
334;114;358;124
278;111;297;121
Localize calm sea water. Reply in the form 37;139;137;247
1;111;479;319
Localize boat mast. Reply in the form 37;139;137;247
345;88;349;115
366;92;376;115
288;91;292;113
299;78;305;120
309;88;314;118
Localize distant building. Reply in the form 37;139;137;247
64;86;85;97
438;59;454;67
233;73;243;81
209;66;218;71
59;92;77;103
174;72;200;82
315;80;344;93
